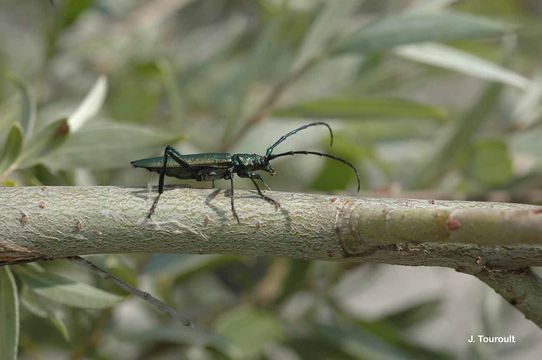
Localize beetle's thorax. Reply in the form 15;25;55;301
232;153;265;171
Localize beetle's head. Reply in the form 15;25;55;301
257;155;276;175
264;162;276;176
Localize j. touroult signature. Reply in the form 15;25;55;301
468;335;516;343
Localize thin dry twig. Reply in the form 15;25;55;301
67;255;192;327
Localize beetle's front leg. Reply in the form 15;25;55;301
243;172;280;210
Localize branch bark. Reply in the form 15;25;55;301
2;186;542;326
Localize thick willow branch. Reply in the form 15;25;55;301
1;186;542;326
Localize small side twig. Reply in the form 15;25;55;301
67;256;192;327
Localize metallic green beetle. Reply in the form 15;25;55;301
131;122;360;223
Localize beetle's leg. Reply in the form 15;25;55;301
161;146;197;193
246;173;280;209
148;146;196;218
229;170;240;224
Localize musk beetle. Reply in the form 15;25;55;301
131;122;360;223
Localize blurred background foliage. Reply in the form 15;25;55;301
1;0;542;359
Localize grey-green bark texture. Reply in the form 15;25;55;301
1;186;542;327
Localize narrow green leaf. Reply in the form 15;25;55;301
511;75;542;127
0;267;19;360
274;97;447;121
411;83;503;188
68;75;108;132
275;260;312;304
144;254;234;279
395;43;529;89
221;19;282;142
314;323;410;360
18;118;70;168
158;59;184;125
409;0;460;13
47;312;70;341
215;306;284;358
21;286;70;341
293;0;359;68
18;267;123;309
334;13;506;54
351;120;438;140
117;325;236;357
0;99;19;134
5;75;36;138
42;123;183;170
0;123;23;174
21;286;47;318
467;139;512;187
380;298;442;329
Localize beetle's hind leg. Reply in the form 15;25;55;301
247;173;280;210
148;146;198;218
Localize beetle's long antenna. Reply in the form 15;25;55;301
269;151;360;192
265;122;333;158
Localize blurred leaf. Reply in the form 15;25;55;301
286;337;358;360
21;286;47;318
0;267;19;360
334;13;506;54
509;128;542;170
0;98;19;133
275;260;312;305
380;298;442;330
274;97;447;121
409;0;460;13
68;75;108;132
354;120;438;141
45;0;94;59
222;19;283;141
467;139;512;187
312;134;376;191
17;266;123;309
43;123;182;170
18;118;70;168
5;75;36;138
55;0;94;29
117;325;236;357
46;313;70;342
158;59;184;124
19;164;73;186
395;43;529;89
215;306;284;358
21;286;70;341
510;75;542;127
292;0;359;68
313;321;452;360
100;256;138;290
355;320;453;360
0;123;23;174
144;254;234;280
109;62;162;123
314;323;413;360
412;83;503;188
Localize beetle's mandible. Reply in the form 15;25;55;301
131;122;361;223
